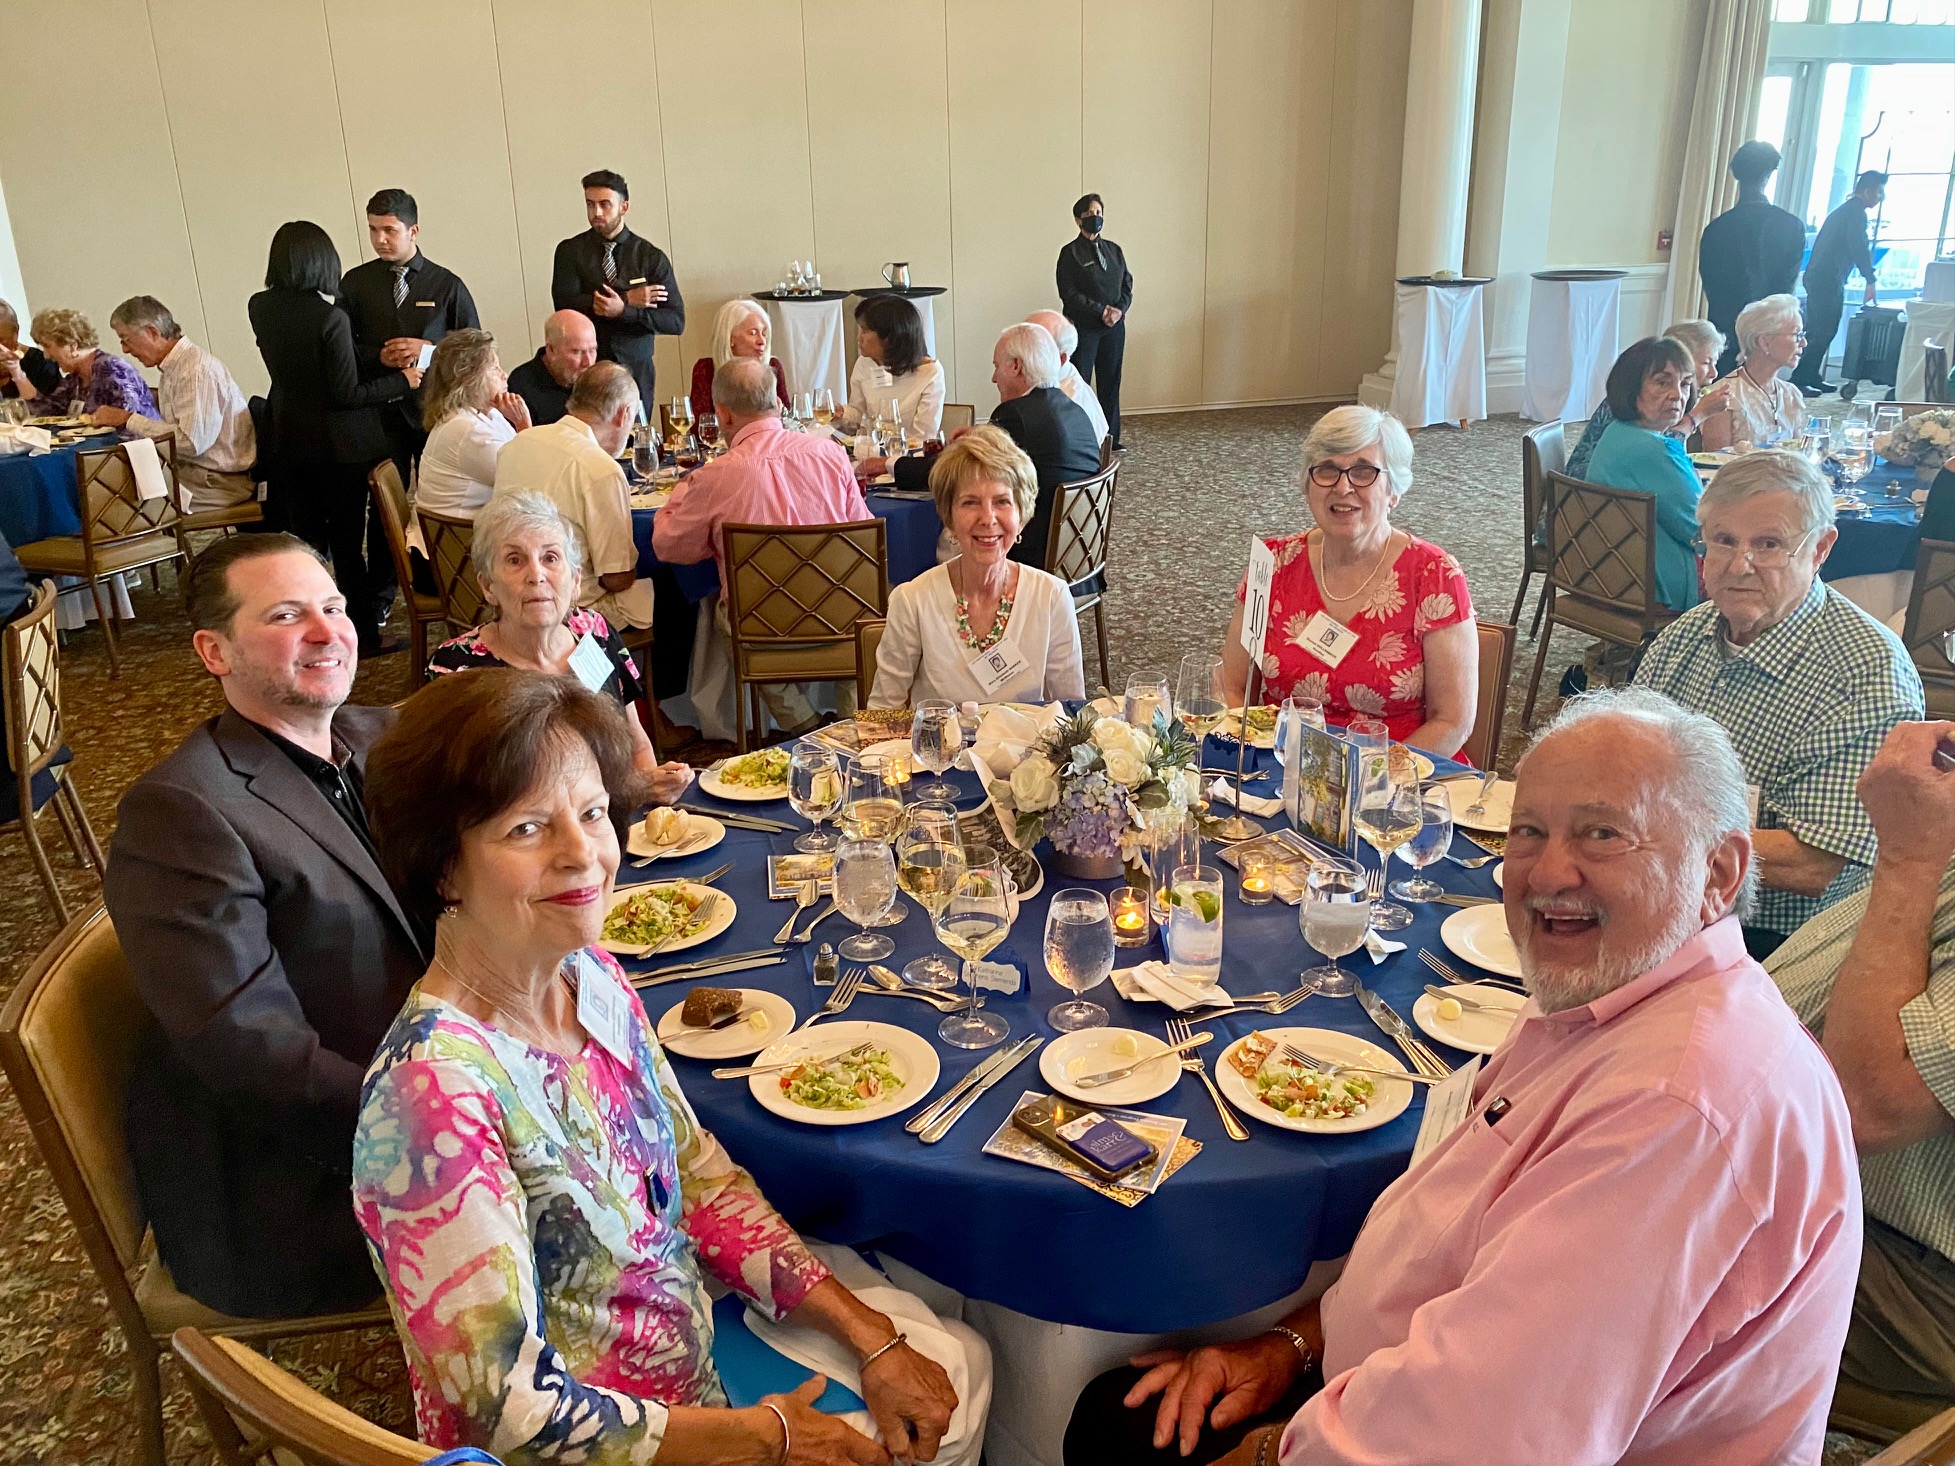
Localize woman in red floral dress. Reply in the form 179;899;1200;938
1221;405;1479;758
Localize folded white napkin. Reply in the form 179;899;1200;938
124;435;170;502
0;424;52;456
1364;929;1406;965
1111;960;1228;1011
972;701;1060;774
1207;777;1284;817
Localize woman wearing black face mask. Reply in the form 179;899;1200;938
1056;192;1131;450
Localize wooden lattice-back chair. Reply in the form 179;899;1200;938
368;463;448;680
1511;421;1565;635
172;1328;439;1466
940;403;976;433
1460;621;1516;773
1900;537;1955;719
0;906;391;1466
417;505;486;632
13;436;187;676
1519;473;1675;727
3;580;105;920
1044;456;1120;690
722;520;889;750
855;616;887;707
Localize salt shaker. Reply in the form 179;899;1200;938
813;941;838;988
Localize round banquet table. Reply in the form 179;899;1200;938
0;440;87;546
756;290;854;403
616;731;1494;1338
632;489;946;601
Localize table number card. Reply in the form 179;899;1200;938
1240;538;1277;658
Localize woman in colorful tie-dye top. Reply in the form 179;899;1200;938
357;668;968;1464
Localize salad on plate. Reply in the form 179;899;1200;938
1230;1032;1373;1122
719;748;791;790
779;1048;904;1111
601;885;710;948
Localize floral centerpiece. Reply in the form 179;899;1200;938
988;706;1204;878
1875;410;1955;476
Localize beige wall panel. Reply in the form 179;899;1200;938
324;0;531;369
149;0;355;395
0;3;205;360
1316;0;1412;398
945;0;1083;415
493;0;682;387
1547;0;1700;267
1202;0;1336;405
653;0;818;387
1083;0;1211;411
803;0;958;399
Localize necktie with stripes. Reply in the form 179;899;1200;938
391;263;408;309
603;241;618;285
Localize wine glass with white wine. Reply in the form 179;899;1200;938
895;808;965;989
1176;653;1226;739
934;847;1014;1049
1354;750;1420;931
788;746;844;853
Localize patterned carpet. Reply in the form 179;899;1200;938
0;408;1879;1463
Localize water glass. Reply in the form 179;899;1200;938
833;836;897;961
1148;815;1202;924
1390;781;1455;902
1273;695;1325;768
1165;864;1224;986
1045;888;1115;1031
911;699;964;802
1124;672;1173;732
1345;716;1388;752
788;746;844;853
935;848;1014;1049
1175;653;1226;738
631;431;656;480
1302;855;1371;998
697;412;721;454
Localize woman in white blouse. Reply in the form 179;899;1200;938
871;427;1084;708
843;293;944;444
415;328;528;518
1698;294;1807;451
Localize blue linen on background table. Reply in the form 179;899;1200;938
0;442;86;545
619;736;1500;1335
631;491;944;603
1825;461;1925;580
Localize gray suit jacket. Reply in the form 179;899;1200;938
104;704;425;1318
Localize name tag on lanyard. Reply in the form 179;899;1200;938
573;951;634;1065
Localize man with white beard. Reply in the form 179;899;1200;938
1064;687;1864;1466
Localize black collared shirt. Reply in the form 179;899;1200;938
507;347;574;425
252;722;378;860
1056;234;1132;331
340;251;480;436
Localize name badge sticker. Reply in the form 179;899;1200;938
967;636;1030;697
1296;610;1360;669
413;300;437;308
569;631;614;693
574;951;634;1064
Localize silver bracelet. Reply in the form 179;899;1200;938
761;1400;790;1464
1268;1325;1314;1370
859;1330;908;1372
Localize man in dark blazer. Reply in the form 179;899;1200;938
551;169;684;410
893;321;1099;566
103;535;425;1319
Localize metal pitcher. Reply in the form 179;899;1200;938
882;262;911;290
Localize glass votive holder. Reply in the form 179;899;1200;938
1238;852;1275;905
1111;886;1153;948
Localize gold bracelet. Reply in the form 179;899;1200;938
761;1400;790;1465
860;1330;908;1371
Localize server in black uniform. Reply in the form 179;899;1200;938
1697;142;1805;376
1793;170;1887;396
1056;192;1131;451
551;169;685;412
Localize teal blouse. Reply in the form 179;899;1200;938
1585;420;1704;613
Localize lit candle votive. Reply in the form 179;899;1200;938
1239;853;1275;906
1112;886;1152;947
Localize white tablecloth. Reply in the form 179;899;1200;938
1389;283;1487;428
1923;260;1955;304
1522;276;1622;423
1898;299;1955;401
761;297;848;402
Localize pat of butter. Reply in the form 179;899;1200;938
1435;998;1462;1023
1112;1033;1139;1058
748;1010;771;1032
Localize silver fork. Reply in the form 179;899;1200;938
631;823;716;868
1419;948;1527;994
850;966;964;1012
1189;982;1317;1017
1462;770;1500;820
1365;865;1387;902
1168;1016;1250;1142
644;891;718;960
792;966;864;1031
773;878;818;943
1278;1043;1444;1086
1444;850;1501;869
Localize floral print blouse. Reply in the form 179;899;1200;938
427;607;644;709
1238;531;1474;746
352;948;830;1463
41;351;158;418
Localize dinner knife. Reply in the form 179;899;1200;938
905;1036;1032;1135
1355;981;1452;1078
679;803;795;833
631;954;788;989
918;1037;1045;1144
625;861;733;891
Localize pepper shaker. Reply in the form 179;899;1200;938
813;941;838;988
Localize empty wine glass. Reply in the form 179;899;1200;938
1390;781;1455;902
697;412;721;454
1045;888;1115;1031
935;847;1014;1049
1302;854;1370;998
1273;694;1325;768
788;746;844;853
833;835;897;962
911;699;964;802
1124;672;1172;731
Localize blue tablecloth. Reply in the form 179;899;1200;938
0;443;84;546
619;736;1497;1334
1825;462;1924;581
632;492;943;603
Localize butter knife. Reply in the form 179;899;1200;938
632;954;788;988
919;1036;1044;1144
905;1039;1027;1135
1355;980;1452;1078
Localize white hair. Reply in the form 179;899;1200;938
711;298;770;369
996;322;1061;389
1735;292;1800;362
1698;448;1835;539
1027;309;1078;357
712;356;780;417
1301;405;1415;498
472;491;582;589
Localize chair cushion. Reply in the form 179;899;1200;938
0;745;73;823
180;503;266;533
15;530;182;577
1551;592;1671;647
739;641;857;681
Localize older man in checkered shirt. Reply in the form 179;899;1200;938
1770;721;1955;1425
1633;448;1921;959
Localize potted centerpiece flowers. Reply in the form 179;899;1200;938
987;705;1205;879
1875;409;1955;483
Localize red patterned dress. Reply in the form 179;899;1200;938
1237;531;1474;746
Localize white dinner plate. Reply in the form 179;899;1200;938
749;1020;940;1127
1214;1027;1414;1135
1491;861;1503;889
626;811;726;861
599;882;738;956
858;738;914;764
1040;1027;1179;1106
1412;983;1526;1057
1218;706;1278;749
1440;776;1514;832
699;755;791;801
656;988;796;1060
1439;903;1522;979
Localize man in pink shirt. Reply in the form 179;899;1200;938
653;356;869;733
1066;687;1862;1466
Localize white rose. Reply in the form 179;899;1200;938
1172;768;1203;804
1102;747;1148;788
1090;718;1133;753
1010;756;1061;811
1070;742;1100;773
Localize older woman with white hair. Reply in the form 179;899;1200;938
416;328;529;520
1220;405;1478;756
1699;293;1807;452
688;298;787;422
428;490;693;801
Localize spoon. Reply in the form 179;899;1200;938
858;965;964;1011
